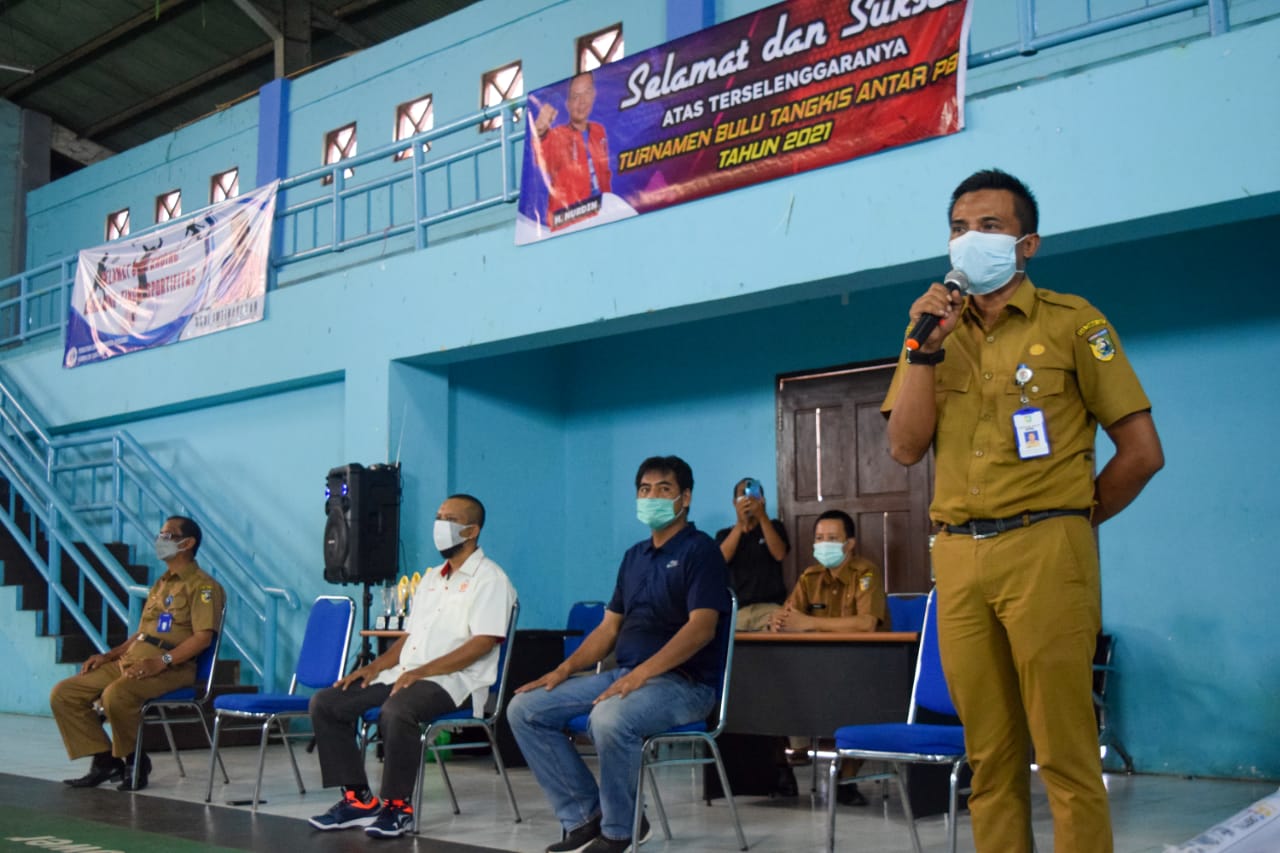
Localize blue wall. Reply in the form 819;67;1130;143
2;0;1278;780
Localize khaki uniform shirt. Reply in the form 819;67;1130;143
784;555;887;631
121;561;225;665
882;278;1151;525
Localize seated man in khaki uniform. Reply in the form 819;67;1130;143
771;509;887;804
50;515;226;791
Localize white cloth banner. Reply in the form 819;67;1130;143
64;180;278;368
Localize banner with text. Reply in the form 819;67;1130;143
515;0;970;244
64;181;278;368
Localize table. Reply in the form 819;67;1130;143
725;631;920;736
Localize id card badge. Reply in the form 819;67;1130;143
1013;408;1051;459
157;613;173;633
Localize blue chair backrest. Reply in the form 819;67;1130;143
192;602;227;700
887;594;928;632
486;600;520;702
565;600;606;658
910;589;958;719
292;596;355;692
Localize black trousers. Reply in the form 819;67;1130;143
309;679;465;801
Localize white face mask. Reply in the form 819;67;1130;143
433;519;469;553
154;536;182;561
948;231;1028;295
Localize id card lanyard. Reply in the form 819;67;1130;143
1012;362;1051;459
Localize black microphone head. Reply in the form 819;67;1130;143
944;269;969;292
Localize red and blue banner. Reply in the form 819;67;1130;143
64;181;277;368
516;0;970;244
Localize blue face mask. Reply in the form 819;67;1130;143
636;497;682;530
948;231;1028;295
813;541;846;569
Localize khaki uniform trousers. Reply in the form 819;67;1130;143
735;602;782;632
50;660;194;759
932;515;1111;853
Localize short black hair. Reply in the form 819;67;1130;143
950;168;1039;234
814;509;856;540
447;494;486;530
732;477;757;498
168;515;203;557
634;455;694;494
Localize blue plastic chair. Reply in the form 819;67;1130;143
204;595;355;810
565;600;606;661
825;588;967;853
129;604;228;789
886;592;929;632
358;600;521;832
565;591;747;851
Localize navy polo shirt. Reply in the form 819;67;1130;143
608;522;731;688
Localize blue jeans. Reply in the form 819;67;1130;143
508;668;715;840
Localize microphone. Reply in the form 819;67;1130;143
904;270;969;351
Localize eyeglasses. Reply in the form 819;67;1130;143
157;531;187;541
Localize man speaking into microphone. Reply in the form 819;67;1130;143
880;169;1164;853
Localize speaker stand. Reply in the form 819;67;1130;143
356;582;375;668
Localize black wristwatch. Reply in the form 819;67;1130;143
906;347;945;365
161;653;174;667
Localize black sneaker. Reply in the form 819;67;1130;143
546;815;601;853
308;790;382;830
580;815;651;853
365;801;414;838
836;782;868;806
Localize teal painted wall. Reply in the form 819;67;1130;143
2;1;1278;780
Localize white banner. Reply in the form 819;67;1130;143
64;180;278;368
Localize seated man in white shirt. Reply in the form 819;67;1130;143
307;494;517;839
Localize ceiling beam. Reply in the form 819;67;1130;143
312;7;372;49
0;0;193;101
51;122;116;167
79;43;274;140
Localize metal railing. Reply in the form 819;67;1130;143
0;0;1236;349
0;370;299;688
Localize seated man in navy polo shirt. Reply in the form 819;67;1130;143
508;454;731;853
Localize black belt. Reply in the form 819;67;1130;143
135;632;177;651
942;509;1090;540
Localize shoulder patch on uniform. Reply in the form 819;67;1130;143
1087;328;1116;362
199;587;213;603
1075;318;1107;337
858;575;871;591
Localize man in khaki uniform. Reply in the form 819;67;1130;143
882;169;1164;853
771;509;887;634
51;515;225;791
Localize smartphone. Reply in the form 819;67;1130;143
741;478;764;501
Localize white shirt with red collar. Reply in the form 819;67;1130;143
371;547;516;710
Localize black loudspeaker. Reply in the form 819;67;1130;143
323;463;401;584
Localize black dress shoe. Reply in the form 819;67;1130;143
64;758;125;788
117;753;151;792
836;782;868;806
773;765;799;797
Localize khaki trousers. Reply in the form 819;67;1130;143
50;660;194;759
932;515;1111;853
735;603;782;632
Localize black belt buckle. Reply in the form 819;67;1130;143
968;521;1000;540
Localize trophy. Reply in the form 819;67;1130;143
375;584;394;630
395;576;410;630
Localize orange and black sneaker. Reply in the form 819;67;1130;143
365;799;415;838
309;789;381;830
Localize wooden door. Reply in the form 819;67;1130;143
776;362;934;594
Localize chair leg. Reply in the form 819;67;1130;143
947;760;964;853
645;763;672;841
825;753;840;853
277;718;306;795
205;714;225;802
480;723;522;823
434;745;462;816
196;707;229;784
705;736;748;851
251;720;271;813
157;707;184;777
894;763;925;853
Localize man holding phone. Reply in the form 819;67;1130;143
715;477;790;631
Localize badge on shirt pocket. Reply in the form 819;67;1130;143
1013;408;1051;459
157;613;173;633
